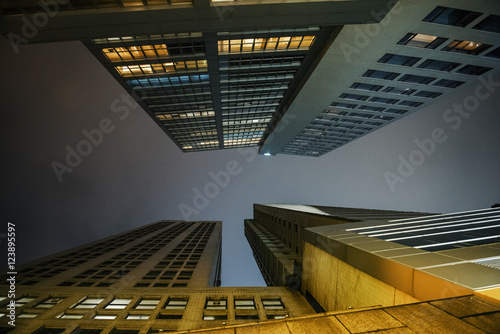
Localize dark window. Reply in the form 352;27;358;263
349;82;383;91
385;108;408;115
330;102;357;109
484;46;500;59
369;97;398;104
235;314;260;320
473;15;500;33
377;53;421;66
362;69;399;80
357;105;385;112
456;65;492;76
418;59;460;71
32;328;65;334
398;74;435;84
157;313;183;319
339;93;369;101
382;87;415;95
397;33;447;49
442;40;492;55
414;90;442;99
423;6;481;27
399;100;423;107
432;79;465;88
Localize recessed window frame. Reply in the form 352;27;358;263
423;6;482;27
442;40;492;55
417;59;460;72
262;298;285;310
362;69;400;80
397;33;447;49
377;53;421;66
205;298;227;310
456;64;492;76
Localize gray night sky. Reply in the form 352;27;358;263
1;36;499;286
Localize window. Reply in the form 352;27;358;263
164;298;188;309
349;82;383;91
205;298;227;310
414;90;442;99
369;97;398;104
473;15;500;33
330;102;357;109
157;313;183;319
57;313;84;319
442;40;492;55
126;314;150;320
32;328;65;334
339;93;369;101
135;298;160;310
267;314;287;319
382;87;415;95
456;65;492;76
357;105;385;112
218;36;315;53
234;299;256;309
203;315;227;321
262;299;284;310
72;297;104;309
15;297;35;307
417;59;460;72
235;314;259;320
399;100;423;107
377;53;420;66
423;6;481;27
484;46;500;59
397;33;447;49
362;69;399;80
398;74;435;85
105;298;132;309
93;314;117;320
18;312;38;318
432;79;465;88
36;297;63;308
110;330;140;334
103;44;170;61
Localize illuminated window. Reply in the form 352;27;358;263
205;298;226;309
397;33;447;49
164;298;188;309
218;36;315;53
423;6;481;27
102;45;169;61
57;313;84;319
36;297;63;308
116;60;208;77
134;298;160;310
72;297;104;309
262;298;284;310
442;40;492;55
93;314;117;320
234;299;256;309
15;297;36;308
105;298;132;309
126;314;150;320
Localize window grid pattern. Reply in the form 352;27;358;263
135;223;216;287
115;60;208;77
218;36;315;53
11;222;172;285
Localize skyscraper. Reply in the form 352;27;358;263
246;204;500;313
0;221;315;333
3;0;497;156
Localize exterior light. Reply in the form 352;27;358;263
264;152;272;156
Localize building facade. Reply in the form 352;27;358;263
5;1;498;156
246;204;500;313
0;221;314;333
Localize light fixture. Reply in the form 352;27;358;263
264;152;272;156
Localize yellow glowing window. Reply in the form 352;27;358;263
218;36;315;53
443;40;491;55
116;60;207;77
102;44;169;61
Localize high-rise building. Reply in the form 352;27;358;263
246;204;500;314
3;0;497;156
0;221;315;333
